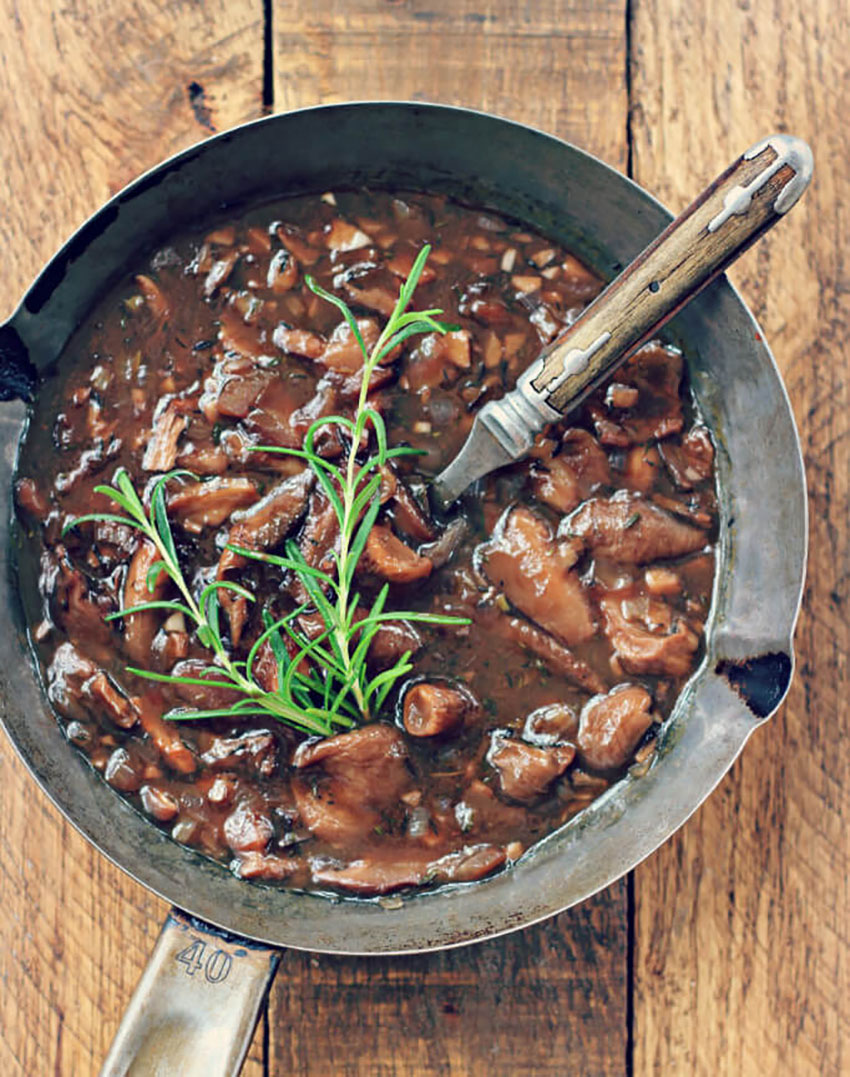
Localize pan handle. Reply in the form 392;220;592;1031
100;907;281;1077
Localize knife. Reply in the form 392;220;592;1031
431;134;813;507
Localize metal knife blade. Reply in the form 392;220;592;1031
430;413;516;509
431;358;562;507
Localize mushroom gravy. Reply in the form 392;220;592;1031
15;190;717;895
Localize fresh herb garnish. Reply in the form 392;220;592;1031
241;245;468;721
65;466;344;736
65;244;469;734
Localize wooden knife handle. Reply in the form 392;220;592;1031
532;134;813;413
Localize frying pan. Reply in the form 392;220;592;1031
0;103;806;1075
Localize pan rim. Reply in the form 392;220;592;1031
0;100;807;953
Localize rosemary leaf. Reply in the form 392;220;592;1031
65;244;470;734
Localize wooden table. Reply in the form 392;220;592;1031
0;1;845;1073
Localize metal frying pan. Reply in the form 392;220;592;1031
0;103;806;1075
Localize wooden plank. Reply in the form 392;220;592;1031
268;3;630;1073
273;0;629;170
273;893;627;1076
630;1;850;1073
0;3;266;1074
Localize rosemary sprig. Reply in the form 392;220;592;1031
240;243;468;721
64;244;468;733
65;467;351;736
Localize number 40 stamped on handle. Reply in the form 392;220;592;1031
100;908;282;1075
175;935;234;984
165;907;282;992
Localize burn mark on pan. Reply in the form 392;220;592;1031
716;652;792;718
0;325;39;402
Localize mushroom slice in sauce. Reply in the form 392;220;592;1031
123;540;169;663
292;724;413;845
488;734;575;802
22;189;717;897
564;493;706;563
479;506;594;647
142;401;189;472
361;524;433;583
167;477;259;533
600;590;700;678
485;610;607;695
530;428;610;515
403;682;471;737
577;684;654;770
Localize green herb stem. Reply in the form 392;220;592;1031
64;243;469;734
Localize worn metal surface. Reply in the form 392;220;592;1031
99;908;279;1077
0;103;806;954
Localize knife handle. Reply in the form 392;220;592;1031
478;134;812;456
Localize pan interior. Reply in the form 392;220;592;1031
0;104;805;953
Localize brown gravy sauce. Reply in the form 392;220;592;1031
15;190;717;895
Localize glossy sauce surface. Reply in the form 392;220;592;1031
15;191;718;895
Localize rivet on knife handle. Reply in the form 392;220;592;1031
477;330;612;455
709;134;814;230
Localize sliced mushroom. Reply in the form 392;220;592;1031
200;730;278;777
488;735;575;802
15;477;50;521
142;401;188;472
292;724;412;845
203;249;240;297
319;318;380;373
223;797;274;854
140;785;180;823
288;490;340;605
216;470;314;644
478;506;594;647
135;274;170;320
659;425;715;489
123;539;168;663
134;694;196;775
564;493;706;564
588;343;684;446
577;684;654;770
361;524;433;584
267;248;299;293
386;473;436;542
310;843;505;894
235;852;299;880
168;477;259;533
600;590;699;677
522;702;578;746
272;325;325;359
486;612;607;695
403;682;470;737
87;671;138;729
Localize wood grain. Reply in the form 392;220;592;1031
272;0;629;170
630;1;850;1074
273;895;627;1076
0;2;265;1074
267;3;631;1074
0;0;264;322
3;1;844;1075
